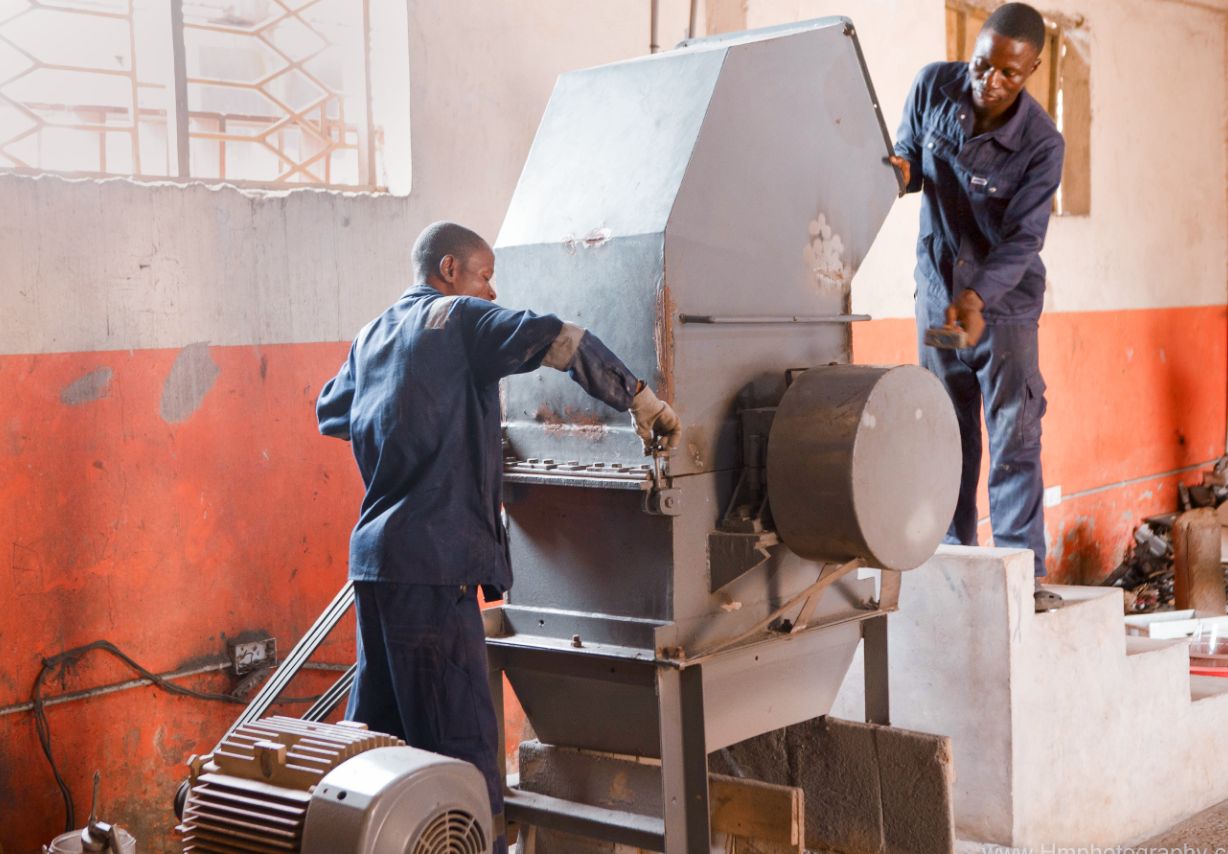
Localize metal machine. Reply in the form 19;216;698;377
177;716;492;853
486;17;960;852
169;17;960;854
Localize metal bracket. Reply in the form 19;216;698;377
643;447;681;516
708;408;778;590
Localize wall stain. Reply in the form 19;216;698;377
60;366;113;406
160;343;220;424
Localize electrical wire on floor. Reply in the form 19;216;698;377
32;639;324;833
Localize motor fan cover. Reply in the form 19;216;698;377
302;746;492;854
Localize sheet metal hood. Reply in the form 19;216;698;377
496;17;899;475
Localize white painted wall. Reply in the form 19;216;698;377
0;0;659;355
1;0;1224;356
745;0;1228;319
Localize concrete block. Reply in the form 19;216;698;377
831;545;1228;848
712;717;954;853
876;722;956;853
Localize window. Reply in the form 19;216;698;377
0;0;408;191
945;1;1091;216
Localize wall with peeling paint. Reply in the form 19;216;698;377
739;0;1228;580
0;3;652;851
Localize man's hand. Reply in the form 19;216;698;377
888;155;911;192
630;385;681;454
945;289;986;346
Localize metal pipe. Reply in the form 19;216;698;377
0;661;349;718
0;662;230;717
678;313;871;324
650;0;660;53
688;0;698;40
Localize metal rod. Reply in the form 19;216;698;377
687;0;698;39
125;0;140;175
359;0;376;185
0;662;229;717
679;313;871;324
649;0;660;53
303;664;356;722
169;0;191;177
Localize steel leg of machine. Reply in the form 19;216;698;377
657;664;709;854
863;613;890;725
488;649;509;843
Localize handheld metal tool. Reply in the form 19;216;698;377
924;324;969;350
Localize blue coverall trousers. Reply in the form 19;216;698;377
916;297;1048;576
347;582;507;853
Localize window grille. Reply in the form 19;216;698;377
0;0;386;190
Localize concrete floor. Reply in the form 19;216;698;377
1139;797;1228;847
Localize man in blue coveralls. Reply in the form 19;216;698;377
889;3;1064;611
316;221;681;851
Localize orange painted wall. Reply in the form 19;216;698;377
0;343;356;852
853;305;1228;582
0;342;530;853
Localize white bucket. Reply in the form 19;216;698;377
42;827;137;854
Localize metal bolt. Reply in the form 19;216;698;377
571;634;583;648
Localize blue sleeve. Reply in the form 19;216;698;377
461;299;566;384
568;330;638;412
317;351;356;441
965;137;1065;309
460;299;639;411
893;66;929;195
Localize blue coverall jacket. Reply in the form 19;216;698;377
316;284;638;593
895;61;1064;323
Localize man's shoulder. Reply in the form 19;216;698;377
914;60;966;89
1017;91;1064;152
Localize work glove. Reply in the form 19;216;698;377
945;289;986;347
630;384;681;454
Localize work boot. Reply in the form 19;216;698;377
1034;574;1063;612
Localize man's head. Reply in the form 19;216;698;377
969;3;1046;120
412;221;497;301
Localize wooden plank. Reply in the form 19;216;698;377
709;773;803;851
1057;27;1092;215
946;6;963;63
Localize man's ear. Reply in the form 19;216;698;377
438;254;456;282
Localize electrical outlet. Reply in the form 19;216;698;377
229;638;277;676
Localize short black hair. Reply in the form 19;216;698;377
982;3;1047;53
412;221;489;282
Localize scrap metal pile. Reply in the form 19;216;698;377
1105;457;1228;612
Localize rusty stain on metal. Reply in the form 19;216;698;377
608;769;634;804
562;227;613;254
655;282;676;405
684;426;706;471
533;403;608;439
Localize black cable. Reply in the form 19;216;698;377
31;639;323;833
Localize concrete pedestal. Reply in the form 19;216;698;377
831;545;1228;848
